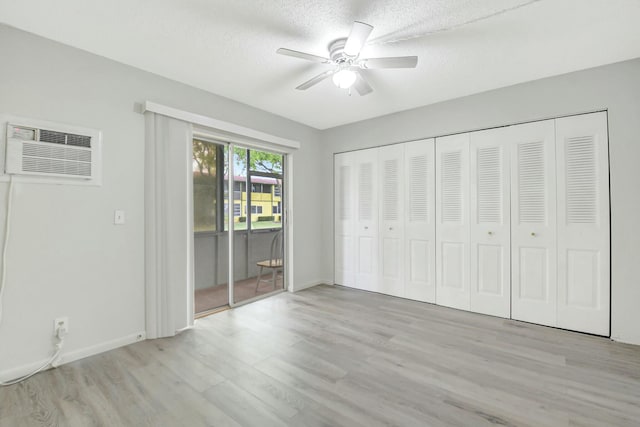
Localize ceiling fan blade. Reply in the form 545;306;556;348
353;71;373;96
276;48;330;64
295;69;336;90
359;56;418;69
344;21;373;57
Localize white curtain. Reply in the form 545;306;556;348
144;113;194;338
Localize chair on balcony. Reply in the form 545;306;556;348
255;230;284;292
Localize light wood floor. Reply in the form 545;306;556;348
2;285;640;427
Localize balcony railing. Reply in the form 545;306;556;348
194;229;282;288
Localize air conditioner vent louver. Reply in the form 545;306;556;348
39;129;67;145
39;129;92;148
20;141;92;177
23;142;92;162
66;134;92;148
4;119;100;183
22;157;91;177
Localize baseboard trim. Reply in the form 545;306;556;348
0;331;146;382
291;279;332;292
611;334;640;346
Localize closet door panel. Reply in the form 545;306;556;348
477;245;504;294
357;236;376;278
510;120;557;327
379;145;404;297
556;112;610;335
404;139;436;302
334;152;356;288
436;134;470;310
470;128;511;318
355;148;379;291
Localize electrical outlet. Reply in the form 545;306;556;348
54;317;69;335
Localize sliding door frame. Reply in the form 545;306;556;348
192;129;293;310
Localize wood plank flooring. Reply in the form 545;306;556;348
1;284;640;426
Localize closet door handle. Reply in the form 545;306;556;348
531;232;536;237
389;227;393;231
364;226;369;230
488;231;494;236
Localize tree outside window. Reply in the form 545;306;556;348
194;143;284;232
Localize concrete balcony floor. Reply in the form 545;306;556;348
195;274;284;314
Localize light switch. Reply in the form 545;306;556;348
114;210;125;225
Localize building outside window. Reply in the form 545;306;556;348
194;144;284;232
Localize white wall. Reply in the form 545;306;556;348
320;58;640;345
0;24;323;377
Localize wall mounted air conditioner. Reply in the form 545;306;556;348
2;116;102;185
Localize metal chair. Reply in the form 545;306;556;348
255;230;283;292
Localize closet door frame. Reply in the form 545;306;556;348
332;110;610;338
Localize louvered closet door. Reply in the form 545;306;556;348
404;139;436;302
334;152;356;288
436;134;470;310
469;128;511;318
510;120;557;327
354;148;379;292
378;145;404;297
556;112;610;335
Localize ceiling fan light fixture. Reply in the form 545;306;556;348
332;69;357;89
277;21;417;95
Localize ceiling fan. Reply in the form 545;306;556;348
277;21;418;96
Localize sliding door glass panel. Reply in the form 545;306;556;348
193;139;229;314
228;147;249;231
233;148;285;304
249;176;283;230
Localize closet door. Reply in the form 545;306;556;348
469;128;511;318
436;133;470;310
404;139;436;302
334;152;356;288
511;120;557;327
556;112;610;335
379;145;404;297
354;148;379;291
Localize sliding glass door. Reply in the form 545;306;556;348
193;139;230;315
193;138;286;316
231;146;285;305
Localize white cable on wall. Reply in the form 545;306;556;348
0;333;64;386
0;175;15;326
0;176;65;386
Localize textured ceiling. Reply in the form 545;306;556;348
1;0;640;129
